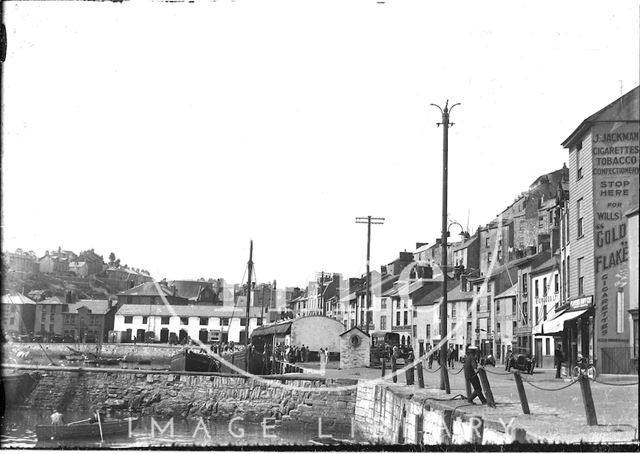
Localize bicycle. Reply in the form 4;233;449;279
572;356;596;380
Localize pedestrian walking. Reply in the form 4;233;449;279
428;346;434;369
554;345;564;379
505;347;514;372
464;346;487;405
448;346;455;368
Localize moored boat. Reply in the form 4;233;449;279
170;349;219;372
36;417;139;440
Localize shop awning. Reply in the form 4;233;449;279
536;309;588;336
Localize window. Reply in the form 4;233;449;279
576;142;583;180
497;250;503;262
452;305;456;318
496;300;500;313
485;237;490;248
222;318;230;326
535;307;539;325
426;324;431;338
567;256;571;298
240;318;247;326
577;198;584;238
513;321;517;332
512;299;516;315
522;273;528;295
577;257;584;296
554;273;559;294
124;316;133;324
180;317;189;325
534;280;539;298
380;315;387;330
545;338;550;355
543;278;548;297
200;317;208;326
396;311;401;326
487;252;492;263
403;311;408;326
413;309;418;317
543;305;547;321
497;322;501;334
381;298;387;309
413;325;417;337
161;316;170;325
142;316;148;324
257;318;263;326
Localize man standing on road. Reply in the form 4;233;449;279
464;346;487;405
554;345;564;379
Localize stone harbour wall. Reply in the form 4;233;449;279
354;381;527;445
5;342;183;362
15;367;357;430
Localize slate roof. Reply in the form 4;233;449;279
530;256;558;275
562;86;639;149
414;281;459;306
116;304;263;318
495;284;518;300
2;293;36;305
39;296;66;305
169;280;217;301
118;282;174;297
66;299;112;314
444;285;475;302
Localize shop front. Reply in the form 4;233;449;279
539;296;594;375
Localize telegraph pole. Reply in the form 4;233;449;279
245;240;254;363
320;271;325;316
355;216;385;334
431;100;460;394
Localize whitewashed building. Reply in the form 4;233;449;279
113;304;263;344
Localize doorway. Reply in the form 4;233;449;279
160;328;169;343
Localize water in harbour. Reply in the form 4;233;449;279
1;409;362;448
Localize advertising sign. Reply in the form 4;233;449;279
592;121;639;347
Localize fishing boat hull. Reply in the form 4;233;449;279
36;418;138;440
170;350;219;372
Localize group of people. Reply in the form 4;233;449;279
425;344;459;369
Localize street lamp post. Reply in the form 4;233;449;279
431;100;460;394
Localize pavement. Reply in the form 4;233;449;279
289;360;639;444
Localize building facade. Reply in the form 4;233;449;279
560;87;639;374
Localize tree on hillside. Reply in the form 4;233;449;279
109;253;116;266
114;258;121;268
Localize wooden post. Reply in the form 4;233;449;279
465;376;472;400
392;359;398;383
513;371;530;415
381;358;386;377
476;368;496;408
417;361;425;388
579;374;598;426
405;367;413;385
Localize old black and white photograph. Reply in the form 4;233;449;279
1;0;639;450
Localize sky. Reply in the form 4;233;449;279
2;0;639;288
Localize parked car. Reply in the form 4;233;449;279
507;353;535;374
50;334;64;343
480;354;496;367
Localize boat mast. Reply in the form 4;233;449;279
245;240;253;352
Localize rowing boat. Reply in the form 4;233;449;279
35;417;139;440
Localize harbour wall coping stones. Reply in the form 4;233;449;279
6;364;357;433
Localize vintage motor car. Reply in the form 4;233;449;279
507;353;535;374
